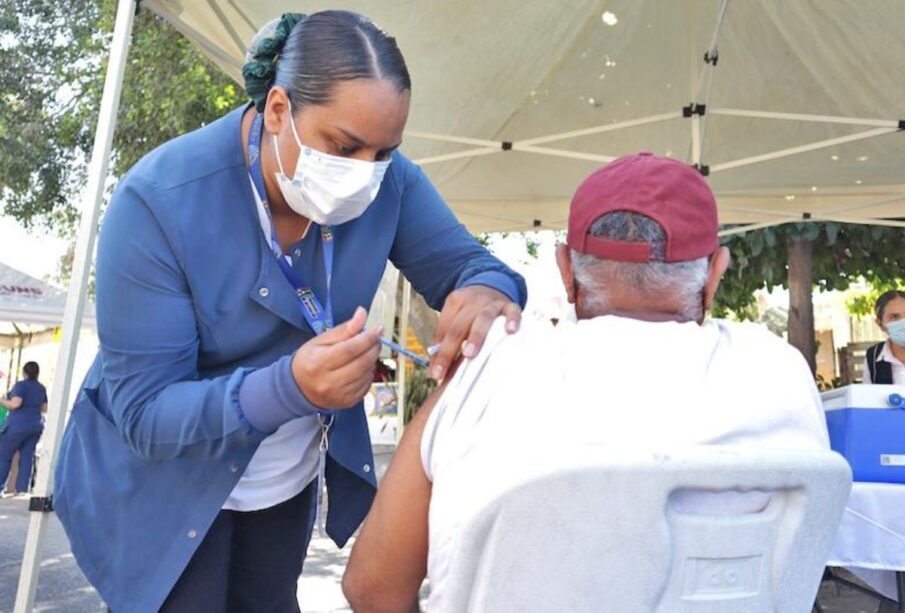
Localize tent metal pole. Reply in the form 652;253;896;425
711;127;899;173
691;114;702;165
815;216;905;229
685;0;729;165
145;0;243;77
719;205;811;218
205;0;246;55
405;131;500;148
14;333;23;382
511;145;616;164
702;0;731;62
821;193;905;217
718;218;800;237
414;147;500;166
14;0;136;610
225;0;256;31
5;345;13;394
408;110;682;166
452;209;540;227
709;108;900;128
518;112;681;147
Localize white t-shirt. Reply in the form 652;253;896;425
222;180;321;512
861;341;905;384
420;316;830;610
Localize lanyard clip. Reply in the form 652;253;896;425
317;412;334;452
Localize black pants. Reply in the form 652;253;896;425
160;482;317;613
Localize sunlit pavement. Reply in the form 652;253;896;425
0;496;888;612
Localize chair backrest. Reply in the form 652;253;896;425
442;446;852;613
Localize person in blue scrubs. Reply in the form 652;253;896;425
0;361;47;496
53;10;526;613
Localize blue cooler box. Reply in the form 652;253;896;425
822;385;905;484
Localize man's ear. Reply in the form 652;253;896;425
556;244;577;304
703;246;730;312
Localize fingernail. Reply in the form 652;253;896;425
431;365;444;380
506;319;519;332
375;325;384;336
463;342;477;358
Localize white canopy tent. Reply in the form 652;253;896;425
0;262;95;395
0;262;96;329
144;0;905;234
15;1;905;609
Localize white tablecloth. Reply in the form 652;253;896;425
827;482;905;601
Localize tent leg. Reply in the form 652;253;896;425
396;278;412;442
5;345;13;394
14;332;23;381
13;0;136;610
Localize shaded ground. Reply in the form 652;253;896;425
0;496;892;612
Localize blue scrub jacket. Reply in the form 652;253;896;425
54;105;526;612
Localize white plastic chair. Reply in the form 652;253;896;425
442;446;852;613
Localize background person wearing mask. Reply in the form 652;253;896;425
0;361;47;497
53;11;526;613
863;290;905;384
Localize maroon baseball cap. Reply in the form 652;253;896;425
566;152;719;262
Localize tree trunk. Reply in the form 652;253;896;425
787;237;816;374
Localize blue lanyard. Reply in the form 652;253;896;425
248;113;334;335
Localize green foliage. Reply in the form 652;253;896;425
716;222;905;319
846;279;905;318
474;230;561;260
0;0;245;233
403;366;437;423
473;233;495;249
757;306;788;338
816;374;844;392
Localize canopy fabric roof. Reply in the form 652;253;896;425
144;0;905;234
0;261;96;329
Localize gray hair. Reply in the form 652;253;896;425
572;212;709;321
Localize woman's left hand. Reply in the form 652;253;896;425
429;286;521;381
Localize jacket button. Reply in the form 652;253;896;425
230;464;239;473
187;530;197;539
293;248;302;257
363;464;371;473
258;287;270;298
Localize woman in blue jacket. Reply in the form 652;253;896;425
0;361;47;496
54;11;526;612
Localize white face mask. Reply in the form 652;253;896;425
273;101;391;226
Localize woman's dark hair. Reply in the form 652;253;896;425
242;11;411;112
23;361;39;380
875;290;905;320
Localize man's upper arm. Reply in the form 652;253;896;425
343;375;448;612
344;320;513;610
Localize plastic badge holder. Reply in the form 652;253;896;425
823;385;905;484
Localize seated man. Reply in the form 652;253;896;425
342;152;830;612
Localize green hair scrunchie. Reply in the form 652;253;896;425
243;12;307;112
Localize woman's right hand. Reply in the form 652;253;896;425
291;307;382;409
